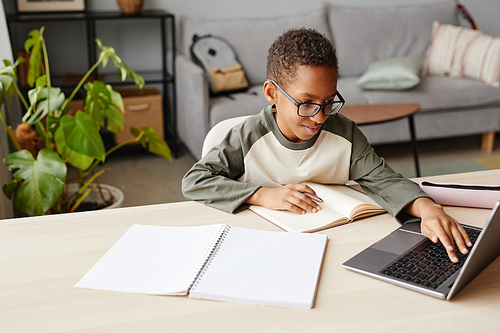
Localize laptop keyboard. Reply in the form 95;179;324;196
380;226;481;289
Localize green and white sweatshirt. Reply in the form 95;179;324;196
182;105;428;223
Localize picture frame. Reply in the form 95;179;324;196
16;0;86;13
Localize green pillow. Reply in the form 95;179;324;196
356;58;423;90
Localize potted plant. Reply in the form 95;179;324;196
0;27;171;216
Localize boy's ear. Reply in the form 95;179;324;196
263;81;278;104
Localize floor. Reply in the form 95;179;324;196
97;134;500;209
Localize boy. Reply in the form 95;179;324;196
182;28;471;263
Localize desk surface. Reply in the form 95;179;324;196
1;170;500;332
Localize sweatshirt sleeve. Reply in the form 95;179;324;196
347;121;431;224
182;121;262;213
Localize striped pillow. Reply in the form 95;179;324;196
424;21;500;88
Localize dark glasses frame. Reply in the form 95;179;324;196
267;79;345;117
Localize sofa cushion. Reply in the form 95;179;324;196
179;9;331;86
325;0;458;77
424;21;500;88
209;85;269;128
358;76;500;111
356;58;423;90
424;21;478;76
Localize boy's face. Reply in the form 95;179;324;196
264;65;338;143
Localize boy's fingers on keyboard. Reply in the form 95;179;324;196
424;225;458;263
437;236;459;263
420;223;436;242
457;224;473;248
452;227;470;255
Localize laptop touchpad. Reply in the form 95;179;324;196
371;230;426;255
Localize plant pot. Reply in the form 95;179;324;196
66;183;124;211
117;0;144;15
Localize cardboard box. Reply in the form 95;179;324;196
114;87;164;144
67;99;85;116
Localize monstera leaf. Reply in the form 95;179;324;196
96;38;144;88
59;111;106;163
3;148;66;216
0;59;23;103
84;80;124;134
24;28;44;87
131;126;172;160
23;85;65;125
54;126;94;170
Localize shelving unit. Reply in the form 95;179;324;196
5;10;177;149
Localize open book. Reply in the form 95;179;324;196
249;183;386;233
74;224;328;309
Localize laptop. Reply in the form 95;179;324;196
342;201;500;300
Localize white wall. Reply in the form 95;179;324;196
86;0;499;36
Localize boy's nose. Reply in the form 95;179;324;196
310;110;327;124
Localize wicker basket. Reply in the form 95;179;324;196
117;0;144;15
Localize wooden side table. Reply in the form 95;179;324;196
341;103;421;177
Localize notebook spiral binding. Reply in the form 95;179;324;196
187;224;231;292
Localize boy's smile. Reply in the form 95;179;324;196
264;65;339;143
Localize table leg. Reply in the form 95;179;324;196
408;115;421;177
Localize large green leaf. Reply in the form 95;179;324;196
4;148;66;216
109;86;124;113
54;127;94;170
23;75;46;123
24;86;65;125
105;103;124;134
0;58;25;100
0;74;13;104
60;111;106;162
130;126;172;160
84;80;110;128
104;86;124;134
84;81;124;134
24;28;44;87
38;86;66;113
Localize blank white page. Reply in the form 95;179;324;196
75;224;226;295
189;226;328;308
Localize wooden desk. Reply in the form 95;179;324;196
341;103;421;177
1;170;500;332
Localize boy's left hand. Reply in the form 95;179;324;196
405;197;473;263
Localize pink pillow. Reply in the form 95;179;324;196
424;21;500;88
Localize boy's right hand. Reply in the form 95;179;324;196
245;184;322;215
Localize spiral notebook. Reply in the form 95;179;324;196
74;224;328;309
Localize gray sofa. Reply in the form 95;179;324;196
176;0;500;160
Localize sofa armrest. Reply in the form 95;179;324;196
175;52;210;159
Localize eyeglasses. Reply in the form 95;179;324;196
268;79;345;117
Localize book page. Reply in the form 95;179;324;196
74;224;226;295
249;205;347;233
305;183;383;218
189;226;328;309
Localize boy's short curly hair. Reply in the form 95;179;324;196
267;28;338;87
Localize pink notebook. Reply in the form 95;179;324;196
419;181;500;209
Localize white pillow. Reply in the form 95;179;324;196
356;58;423;90
424;21;500;88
